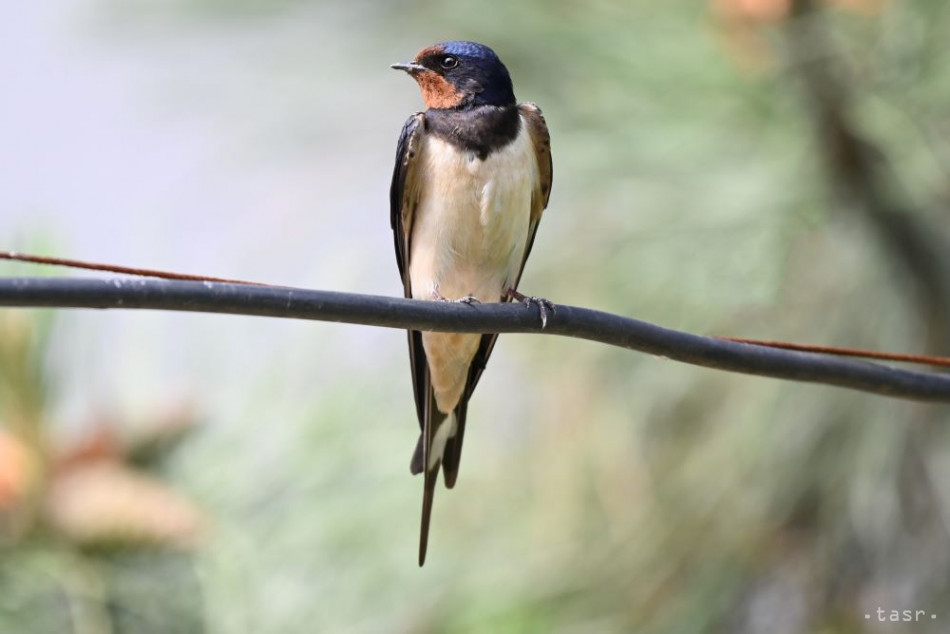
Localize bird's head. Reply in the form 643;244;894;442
391;41;516;110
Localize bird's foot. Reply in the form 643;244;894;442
506;288;555;328
430;285;480;306
454;295;481;306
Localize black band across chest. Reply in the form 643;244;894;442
425;105;521;161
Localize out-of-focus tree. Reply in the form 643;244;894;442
0;310;206;633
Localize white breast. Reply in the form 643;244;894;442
409;120;537;304
409;117;538;414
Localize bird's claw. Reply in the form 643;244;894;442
430;286;480;306
429;286;482;306
506;289;555;328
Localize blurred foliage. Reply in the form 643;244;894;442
3;0;950;633
0;310;205;633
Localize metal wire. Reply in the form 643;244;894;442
1;276;949;402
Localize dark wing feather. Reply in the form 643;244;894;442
390;112;452;566
390;113;428;426
390;112;424;282
441;102;554;489
515;102;554;277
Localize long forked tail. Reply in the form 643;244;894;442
415;387;451;566
416;399;463;564
419;464;438;566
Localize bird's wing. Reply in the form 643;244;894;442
390;112;450;566
390;112;428;425
515;102;554;280
440;102;554;489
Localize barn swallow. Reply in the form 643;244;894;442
390;41;553;565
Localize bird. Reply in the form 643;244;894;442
389;41;553;566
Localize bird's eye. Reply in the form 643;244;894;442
440;56;458;70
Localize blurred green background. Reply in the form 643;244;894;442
2;0;950;632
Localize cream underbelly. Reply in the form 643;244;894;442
409;122;538;414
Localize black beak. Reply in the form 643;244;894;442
391;61;427;74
